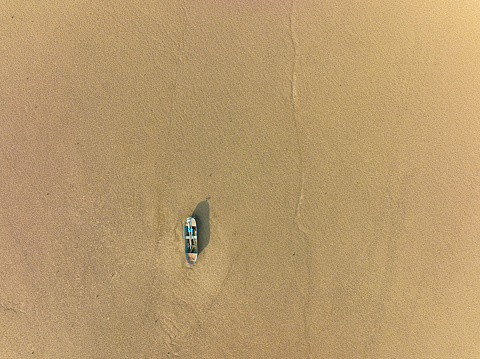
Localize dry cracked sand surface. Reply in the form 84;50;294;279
1;1;480;358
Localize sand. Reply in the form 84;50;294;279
1;1;480;358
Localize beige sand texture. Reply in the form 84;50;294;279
1;1;480;358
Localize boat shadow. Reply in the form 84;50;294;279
192;200;210;255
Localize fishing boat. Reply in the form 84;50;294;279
184;217;198;265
